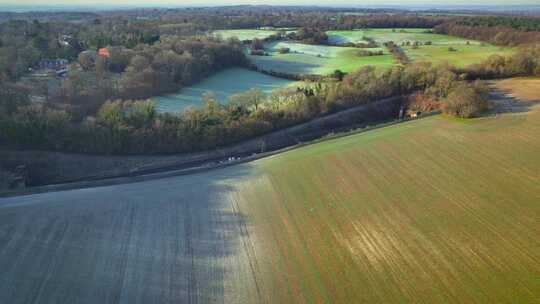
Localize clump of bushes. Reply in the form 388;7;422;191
441;81;489;118
385;41;409;64
250;49;268;56
278;47;290;54
358;36;378;48
408;93;439;113
357;50;384;57
249;38;269;56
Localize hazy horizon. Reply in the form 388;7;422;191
1;0;539;10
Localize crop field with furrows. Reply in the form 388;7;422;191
153;68;293;112
0;167;262;304
1;80;539;303
497;77;540;102
238;94;540;302
248;41;395;75
404;44;514;67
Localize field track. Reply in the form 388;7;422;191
1;79;539;303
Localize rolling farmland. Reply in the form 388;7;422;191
248;41;395;75
247;29;512;76
153;29;514;112
1;80;539;303
327;28;475;45
404;44;514;67
327;28;514;67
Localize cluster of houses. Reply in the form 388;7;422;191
30;58;69;77
32;47;111;78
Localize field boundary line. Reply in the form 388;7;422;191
0;112;439;198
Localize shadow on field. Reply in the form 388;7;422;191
487;88;538;115
0;164;256;304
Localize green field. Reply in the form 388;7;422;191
3;79;539;303
155;29;511;111
404;44;515;67
234;81;540;302
327;28;514;68
328;28;478;45
245;29;513;75
153;68;293;112
248;41;395;75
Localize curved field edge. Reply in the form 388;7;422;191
152;68;294;112
248;42;396;75
1;79;539;303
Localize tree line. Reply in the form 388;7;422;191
1;11;540;155
2;46;539;154
434;22;540;46
58;36;247;119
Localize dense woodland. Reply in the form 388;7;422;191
435;22;540;46
1;8;540;154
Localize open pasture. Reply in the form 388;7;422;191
248;29;512;75
153;68;293;112
328;28;478;45
248;41;395;75
327;28;514;67
404;43;514;67
2;79;539;303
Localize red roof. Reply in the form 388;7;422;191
98;48;110;58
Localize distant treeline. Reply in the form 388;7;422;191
455;16;540;32
435;22;540;46
330;15;445;30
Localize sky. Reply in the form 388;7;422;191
0;0;538;8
